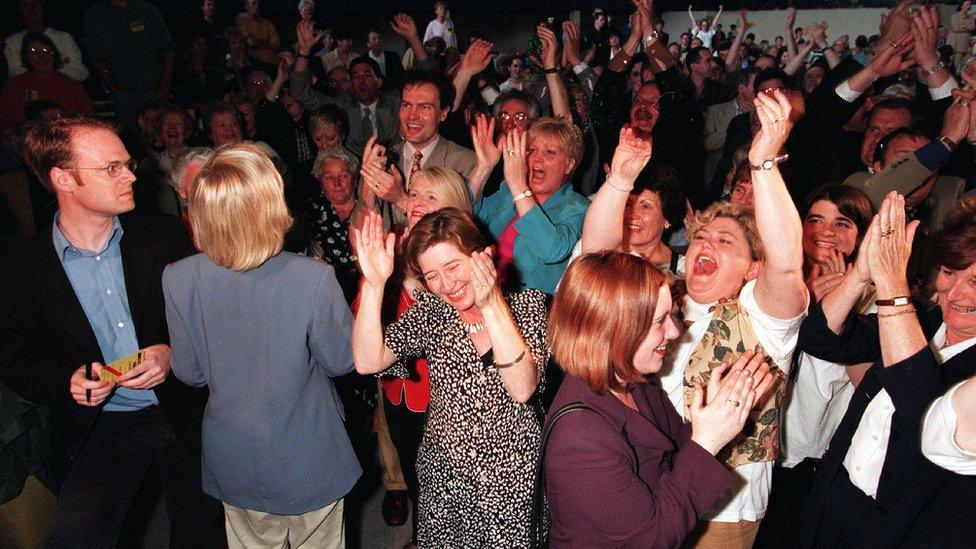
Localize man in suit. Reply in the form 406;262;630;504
366;28;404;90
0;117;221;547
702;67;757;185
292;22;400;155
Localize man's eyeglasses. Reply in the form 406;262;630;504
496;112;529;123
72;159;138;178
29;47;54;56
633;97;661;109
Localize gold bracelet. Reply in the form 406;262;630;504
877;307;916;319
494;347;527;368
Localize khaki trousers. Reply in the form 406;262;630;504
376;380;408;491
0;475;56;549
685;519;761;549
223;498;344;549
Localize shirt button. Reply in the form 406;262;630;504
106;289;112;295
873;435;879;441
117;322;124;328
96;256;101;261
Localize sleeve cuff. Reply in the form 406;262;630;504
573;62;590;75
835;79;864;103
928;75;960;101
915;140;952;171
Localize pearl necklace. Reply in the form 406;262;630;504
462;320;486;334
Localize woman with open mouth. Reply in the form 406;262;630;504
796;193;976;546
352;207;549;547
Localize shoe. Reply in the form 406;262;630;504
382;490;409;526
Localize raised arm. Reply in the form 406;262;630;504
750;91;807;319
725;10;749;69
688;5;698;32
468;113;502;201
351;212;398;374
810;22;841;70
391;13;429;64
453;39;494;112
470;250;539;402
538;24;571;121
710;5;724;30
581;126;652;253
291;21;330;111
784;39;817;76
785;7;799;60
912;7;955;93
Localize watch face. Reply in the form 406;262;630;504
762;160;774;169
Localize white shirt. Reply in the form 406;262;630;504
844;324;976;496
782;299;876;468
692;28;717;49
922;332;976;475
659;280;807;522
423;19;457;50
368;50;387;76
401;137;440;187
5;27;90;81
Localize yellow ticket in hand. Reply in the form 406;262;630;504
99;350;144;382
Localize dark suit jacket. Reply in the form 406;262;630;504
0;212;205;484
545;375;733;548
797;301;976;548
378;49;404;90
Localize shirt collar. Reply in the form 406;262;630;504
930;323;976;363
403;136;440;163
52;212;124;260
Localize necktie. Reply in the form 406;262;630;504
410;151;423;178
361;107;374;136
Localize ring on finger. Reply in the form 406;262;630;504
727;399;742;407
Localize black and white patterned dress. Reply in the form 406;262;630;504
384;289;550;547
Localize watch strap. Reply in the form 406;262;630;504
875;296;911;307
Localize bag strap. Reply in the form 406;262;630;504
530;401;596;549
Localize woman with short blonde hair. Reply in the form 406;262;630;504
188;143;292;271
164;143;358;549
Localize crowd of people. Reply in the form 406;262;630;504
1;0;975;547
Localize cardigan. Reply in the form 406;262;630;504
474;181;589;296
796;301;976;547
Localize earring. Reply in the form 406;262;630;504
664;221;671;229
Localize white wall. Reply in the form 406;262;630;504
661;5;956;48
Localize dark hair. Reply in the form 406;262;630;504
349;55;382;78
855;35;868;49
22;116;118;189
491;89;540;120
685;46;710;70
873;126;929;167
204;102;243;134
402;70;455;111
746;33;756;40
332;26;352;42
802;184;874;261
155;104;194;136
20;31;62;71
754;67;789;94
934;197;976;270
308;104;349;139
402;208;486;280
631;163;685;230
364;27;382;43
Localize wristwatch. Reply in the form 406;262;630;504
749;154;789;171
513;189;534;203
875;296;911;307
643;31;660;44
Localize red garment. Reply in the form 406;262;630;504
495;216;519;290
380;287;431;412
0;71;94;130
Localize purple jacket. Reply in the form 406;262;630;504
545;375;733;548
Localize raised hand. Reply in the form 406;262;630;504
608;125;652;182
353;211;396;287
910;5;942;70
503;129;529;194
879;0;915;52
785;6;796;28
562;21;582;67
538;24;560;69
868;191;920;294
296;20;320;55
944;89;973;144
459;39;493;76
740;8;751;31
470;248;500;309
471;113;503;170
806;252;848;302
391;13;418;39
689;363;757;455
749;90;793;166
868;29;916;78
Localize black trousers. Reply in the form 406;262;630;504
383;395;426;538
47;406;223;549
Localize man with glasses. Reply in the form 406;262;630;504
0;117;222;547
4;0;89;81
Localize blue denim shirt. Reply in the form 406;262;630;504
52;214;158;411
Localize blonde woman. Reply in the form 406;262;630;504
162;143;357;548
